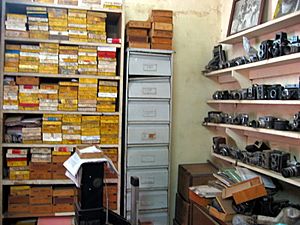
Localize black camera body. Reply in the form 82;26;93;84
270;150;290;172
291;112;300;131
272;32;291;57
212;136;226;154
281;84;299;100
289;36;300;54
258;116;277;129
212;90;230;100
281;162;300;178
257;85;271;99
267;84;284;100
261;150;272;169
259;40;273;60
204;111;227;124
247;85;257;100
205;45;227;72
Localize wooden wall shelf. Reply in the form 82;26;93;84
207;100;300;105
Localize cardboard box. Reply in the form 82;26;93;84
152;10;173;18
127;20;151;29
208;196;235;222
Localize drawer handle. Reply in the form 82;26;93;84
142;132;157;140
141;155;155;163
141;176;155;185
143;64;157;72
142;87;157;95
143;109;157;117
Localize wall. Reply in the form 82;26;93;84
124;0;222;222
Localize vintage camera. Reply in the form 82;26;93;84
204;111;228;124
205;45;227;72
289;36;300;54
246;85;257;100
212;90;230;100
230;89;248;100
272;32;291;57
235;56;250;66
233;114;249;126
261;150;272;169
258;116;277;129
245;141;270;153
281;84;299;100
273;119;290;131
281;162;300;178
257;85;271;100
291;112;300;131
267;84;283;100
258;40;273;60
270;150;290;172
212;136;226;154
246;152;262;166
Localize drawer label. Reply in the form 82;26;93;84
142;88;157;95
143;64;157;72
141;155;155;163
143;109;157;118
141;176;155;185
142;132;157;140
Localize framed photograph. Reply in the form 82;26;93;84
227;0;265;37
273;0;300;19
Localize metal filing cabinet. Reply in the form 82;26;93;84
124;49;173;224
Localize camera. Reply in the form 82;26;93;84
259;40;273;60
281;84;299;100
204;111;228;123
212;90;230;100
261;150;272;169
258;116;277;129
245;141;270;153
205;45;227;72
281;162;300;178
267;84;283;100
247;85;257;100
234;114;249;126
289;36;300;54
272;32;291;57
212;136;226;154
291;112;300;131
245;151;262;166
257;85;271;100
270;150;290;172
273;119;290;131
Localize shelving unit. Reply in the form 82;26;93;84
203;9;300;190
0;0;125;222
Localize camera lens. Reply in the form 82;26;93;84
233;92;241;100
281;165;300;178
269;89;277;99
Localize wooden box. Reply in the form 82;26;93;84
52;155;69;163
8;204;30;214
30;171;52;180
16;76;40;85
178;163;217;201
152;10;173;18
30;204;53;214
152;22;173;31
53;196;75;204
8;195;30;204
175;193;190;225
53;187;76;197
30;196;52;205
31;186;52;196
53;203;75;213
188;189;211;207
127;20;151;29
208;196;235;222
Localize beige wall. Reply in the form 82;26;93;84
124;0;222;222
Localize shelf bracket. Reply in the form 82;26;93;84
232;71;251;88
225;127;247;150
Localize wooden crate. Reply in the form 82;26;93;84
53;203;74;213
30;204;53;214
8;204;30;214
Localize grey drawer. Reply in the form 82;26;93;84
128;78;170;99
128;124;169;144
128;100;170;122
127;168;168;189
126;190;168;210
127;146;169;167
126;211;168;225
129;53;171;76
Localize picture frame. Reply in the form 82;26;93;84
227;0;265;37
273;0;300;19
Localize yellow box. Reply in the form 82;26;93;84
7;161;27;167
9;170;30;180
4;67;18;72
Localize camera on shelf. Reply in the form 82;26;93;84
273;119;290;131
261;150;272;169
204;45;227;72
290;36;300;54
270;150;290;172
204;111;228;124
267;84;284;100
212;90;230;100
291;112;300;131
249;116;277;129
281;84;299;100
272;32;291;57
212;136;226;154
230;89;248;100
258;40;273;60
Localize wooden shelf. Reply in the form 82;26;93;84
207;100;300;105
5;0;122;14
3;178;118;185
2;143;119;148
4;211;75;219
220;10;300;44
4;72;121;80
5;37;122;48
3;110;120;116
212;153;300;187
204;123;300;139
204;52;300;77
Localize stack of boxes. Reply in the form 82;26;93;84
6;148;29;180
29;149;52;180
22;117;42;144
52;147;72;179
150;10;173;50
100;115;119;144
62;115;81;144
78;46;98;75
79;0;101;7
68;9;88;42
5;13;28;38
81;116;100;144
39;43;59;74
31;147;52;163
17;77;40;111
58;81;79;111
39;83;59;111
53;187;76;213
19;45;40;73
97;46;117;76
58;0;78;5
3;77;19;110
78;78;98;111
27;7;49;40
126;20;151;49
97;81;118;112
29;187;53;214
8;186;30;215
87;11;107;43
42;114;62;144
48;8;69;41
103;184;118;210
103;148;118;179
59;45;79;74
4;44;20;73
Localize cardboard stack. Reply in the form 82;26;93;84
100;115;119;144
97;46;117;76
22;125;42;144
19;45;40;73
6;148;29;180
78;78;98;112
30;158;52;180
97;81;118;112
103;184;118;210
53;187;76;213
42;114;62;144
58;81;79;111
8;186;30;215
62;115;82;144
17;77;40;111
31;147;52;163
58;0;78;5
4;44;20;73
81;116;100;144
39;43;59;74
78;46;98;75
150;10;173;50
27;7;49;39
48;8;68;40
80;0;102;8
3;77;19;110
29;187;53;214
5;13;28;38
39;83;59;111
52;146;73;179
126;20;151;49
68;9;88;43
59;45;79;74
87;11;107;43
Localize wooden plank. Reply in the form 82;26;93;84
149;29;173;38
126;28;148;37
151;37;172;45
128;42;150;49
152;22;173;31
151;43;172;50
151;16;172;23
127;21;151;29
151;10;173;18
